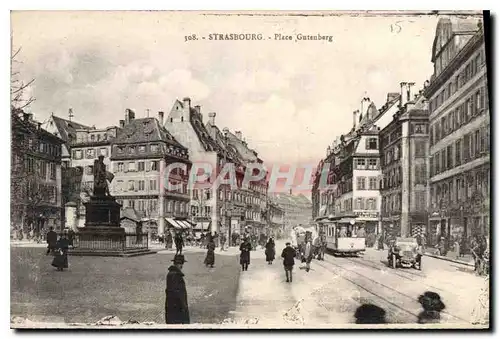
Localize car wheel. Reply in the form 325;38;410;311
392;254;397;269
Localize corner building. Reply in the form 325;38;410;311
425;17;490;246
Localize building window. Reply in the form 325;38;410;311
366;138;378;150
355;198;364;210
86;165;93;176
128;180;135;191
128;162;136;172
117;162;124;172
128;146;135;154
151;161;159;171
138;161;145;171
369;177;377;190
368;158;378;170
151;144;159;152
356;177;366;190
415;163;426;185
138;180;145;191
355;158;366;169
49;162;57;179
74;150;83;159
86;149;95;159
100;148;108;157
149;179;157;190
455;140;462;166
415;191;426;211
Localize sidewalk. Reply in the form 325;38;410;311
369;245;475;267
423;250;475;267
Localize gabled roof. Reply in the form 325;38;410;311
48;115;92;143
172;99;223;154
431;17;481;62
205;122;239;162
113;117;186;149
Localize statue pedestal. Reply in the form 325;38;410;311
70;196;155;257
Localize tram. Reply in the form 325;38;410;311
319;215;366;256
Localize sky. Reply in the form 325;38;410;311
11;11;443;167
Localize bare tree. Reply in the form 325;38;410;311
11;46;35;113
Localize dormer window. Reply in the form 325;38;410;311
90;135;95;142
139;145;146;153
128;146;135;154
117;146;124;154
151;144;159;152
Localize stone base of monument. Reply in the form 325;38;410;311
69;197;156;257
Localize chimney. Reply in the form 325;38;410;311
406;82;416;103
361;96;370;120
399;82;408;107
125;108;135;124
235;131;242;140
182;97;191;121
158;111;164;125
37;122;41;130
352;110;359;130
208;112;216;125
194;105;201;114
119;120;125;128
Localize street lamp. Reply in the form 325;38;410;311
222;127;231;247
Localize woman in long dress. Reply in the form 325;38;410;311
471;275;489;325
204;237;216;268
51;231;70;271
265;237;276;264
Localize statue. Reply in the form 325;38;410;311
93;155;113;197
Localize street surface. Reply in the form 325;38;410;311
11;247;240;324
233;240;486;326
10;240;487;327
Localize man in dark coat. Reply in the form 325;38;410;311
165;254;190;324
174;232;184;255
46;227;58;255
281;242;296;283
239;237;252;271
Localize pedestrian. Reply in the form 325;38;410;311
417;291;446;324
46;227;58;255
51;230;70;271
165;254;190;324
239;237;252;271
166;231;173;250
265;237;276;264
174;232;184;255
471;275;489;325
220;233;226;251
204;236;216;268
354;304;387;324
281;242;296;283
303;238;314;272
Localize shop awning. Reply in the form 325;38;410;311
175;220;192;229
166;218;185;229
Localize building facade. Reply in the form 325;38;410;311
11;111;63;234
425;17;489;246
45;113;119;228
380;85;430;238
165;98;227;235
270;192;312;235
110;109;191;235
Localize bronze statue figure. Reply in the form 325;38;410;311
93;155;113;197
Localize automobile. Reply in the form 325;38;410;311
387;237;422;270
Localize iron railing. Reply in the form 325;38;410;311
57;232;149;251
